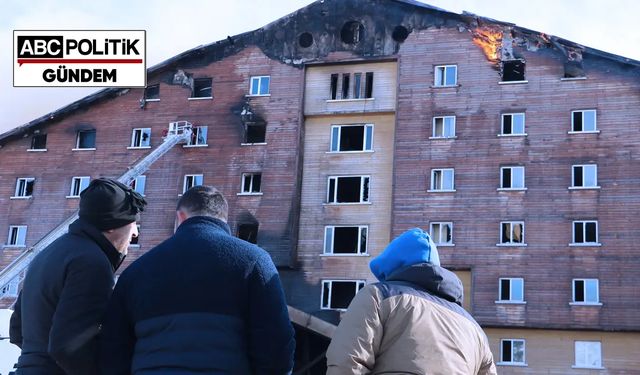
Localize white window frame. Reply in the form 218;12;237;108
571;164;599;189
130;175;146;196
572;279;601;305
326;176;370;204
74;129;96;150
129;224;141;248
499;221;525;246
183;174;203;193
499;339;527;366
0;277;20;297
240;173;262;195
7;225;27;247
434;65;457;87
129;128;151;149
184;126;208;147
571;220;600;246
13;177;35;198
429;169;455;192
323;225;369;255
570;109;598;133
431;116;456;139
497;278;525;303
249;75;270;96
499;166;526;190
67;176;90;198
500;113;526;136
329;124;374;153
320;279;366;311
430;222;453;246
573;341;603;369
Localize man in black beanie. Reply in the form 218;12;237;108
9;178;146;375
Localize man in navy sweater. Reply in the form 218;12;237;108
99;185;295;374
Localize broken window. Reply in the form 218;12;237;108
7;225;27;247
500;221;524;244
430;222;453;245
341;74;350;99
30;134;47;150
183;174;203;193
321;280;366;310
129;175;146;196
14;178;35;198
434;65;457;86
365;72;374;98
244;124;266;144
241;173;262;194
501;339;526;365
76;129;96;149
501;113;525;135
340;21;364;45
145;84;160;101
571;110;597;132
299;32;313;48
330;124;373;152
238;223;259;244
187;126;208;146
1;277;20;297
330;74;339;100
249;76;270;96
499;278;524;302
324;226;368;255
573;221;598;244
502;60;526;82
432;116;455;138
573;279;599;304
192;78;213;98
68;176;90;198
129;224;140;246
329;72;373;100
131;128;151;148
327;176;370;204
430;169;454;191
575;341;602;369
500;166;525;189
392;25;409;43
572;165;597;188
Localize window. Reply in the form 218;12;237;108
14;178;35;198
0;277;20;297
330;124;373;152
244;124;266;144
572;221;599;245
434;65;457;86
502;60;526;82
574;341;602;369
500;339;526;365
327;176;370;204
571;110;597;132
130;128;151;148
7;226;27;247
432;116;455;138
498;278;524;302
430;222;453;245
500;166;525;189
241;173;262;194
183;174;203;193
75;129;96;149
249;76;270;96
129;176;146;196
68;177;90;198
324;226;368;255
330;72;373;100
321;280;366;310
191;78;212;98
187;126;208;146
572;165;598;188
30;134;47;150
430;169;454;191
238;223;259;244
129;225;140;247
500;222;524;245
573;279;600;304
501;113;525;135
145;84;159;100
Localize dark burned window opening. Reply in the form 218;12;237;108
299;32;313;48
324;226;368;254
327;176;370;204
330;72;374;100
145;84;160;100
321;280;365;310
192;78;213;98
341;21;364;45
244;123;266;144
238;223;259;244
502;60;526;82
330;124;373;152
31;134;47;150
76;129;96;149
392;25;409;43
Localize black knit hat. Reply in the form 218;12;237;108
79;178;147;231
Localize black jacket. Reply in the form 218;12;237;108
9;219;124;375
99;216;296;374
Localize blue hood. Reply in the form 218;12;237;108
370;228;440;281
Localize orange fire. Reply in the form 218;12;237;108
472;28;502;62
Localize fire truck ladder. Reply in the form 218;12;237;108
0;122;193;299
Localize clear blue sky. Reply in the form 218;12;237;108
1;0;638;133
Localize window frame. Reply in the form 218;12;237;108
74;129;96;150
129;128;151;149
320;279;366;311
499;221;526;246
499;339;527;366
434;65;458;87
323;225;369;255
129;224;141;247
497;277;525;303
326;175;371;204
190;78;213;99
430;222;453;246
240;173;263;195
183;174;203;193
0;277;20;297
185;126;208;147
571;220;600;246
570;109;598;133
572;278;600;305
144;84;160;101
130;175;146;196
571;164;599;189
7;225;27;247
429;169;455;192
249;75;271;96
67;176;91;198
29;133;47;151
13;177;35;198
573;341;603;369
431;116;456;139
328;72;374;100
329;124;374;153
499;166;526;190
500;113;526;136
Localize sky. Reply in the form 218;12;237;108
1;0;638;134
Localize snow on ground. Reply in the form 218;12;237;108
0;309;19;375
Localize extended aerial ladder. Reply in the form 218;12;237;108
0;122;193;298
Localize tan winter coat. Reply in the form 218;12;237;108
326;263;497;375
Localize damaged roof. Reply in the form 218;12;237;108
2;0;639;144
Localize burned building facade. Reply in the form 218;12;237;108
1;0;639;372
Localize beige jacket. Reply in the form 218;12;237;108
326;264;497;375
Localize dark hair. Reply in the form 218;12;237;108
176;185;228;221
